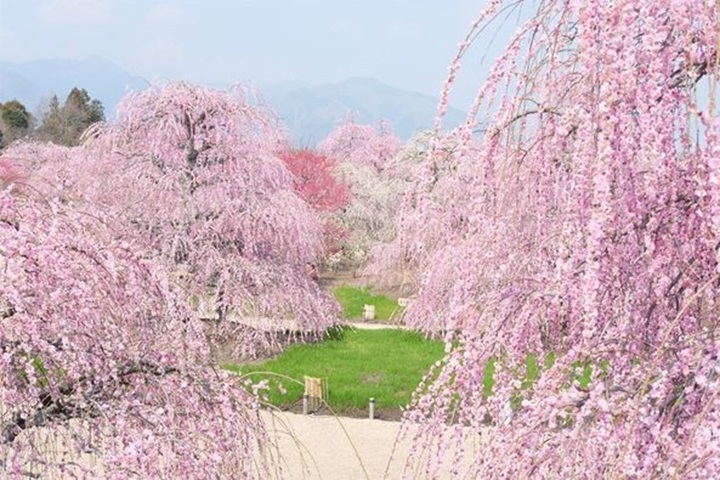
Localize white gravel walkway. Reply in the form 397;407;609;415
260;410;483;479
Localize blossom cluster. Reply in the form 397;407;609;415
385;0;720;477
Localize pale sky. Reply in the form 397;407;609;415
0;0;528;109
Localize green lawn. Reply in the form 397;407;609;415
224;328;444;417
332;285;401;321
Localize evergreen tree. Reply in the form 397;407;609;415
0;99;33;148
37;88;105;146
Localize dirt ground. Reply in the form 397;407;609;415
260;410;483;479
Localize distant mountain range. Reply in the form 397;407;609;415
0;57;466;142
259;77;465;142
0;56;147;118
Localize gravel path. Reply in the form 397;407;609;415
261;410;482;479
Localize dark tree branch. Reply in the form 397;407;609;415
2;360;180;444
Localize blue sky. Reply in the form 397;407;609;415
0;1;525;108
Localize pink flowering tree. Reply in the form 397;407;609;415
366;129;471;291
318;122;404;271
0;164;279;478
384;1;720;478
319;121;401;173
1;142;83;201
9;83;339;358
0;159;23;188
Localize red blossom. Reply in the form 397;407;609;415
278;148;350;212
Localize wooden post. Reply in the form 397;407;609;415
304;376;323;413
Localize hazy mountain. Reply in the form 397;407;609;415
0;57;465;141
0;70;43;108
260;77;466;143
0;57;146;117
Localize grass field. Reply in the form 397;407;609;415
332;285;401;321
224;328;444;418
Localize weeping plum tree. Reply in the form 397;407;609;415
0;165;278;478
365;129;468;290
318;122;404;271
0;158;23;188
27;82;339;358
93;83;338;338
0;82;337;477
319;121;401;173
384;0;720;477
2;141;82;199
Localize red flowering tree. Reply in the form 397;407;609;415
0;168;278;478
278;148;349;212
278;148;350;257
385;1;720;478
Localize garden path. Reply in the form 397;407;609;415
261;410;481;479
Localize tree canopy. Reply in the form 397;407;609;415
0;100;33;149
0;82;339;477
383;0;720;477
36;88;105;146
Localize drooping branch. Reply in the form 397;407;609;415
2;360;182;445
